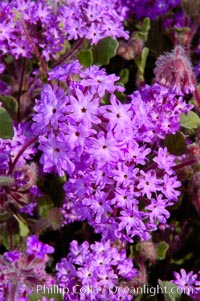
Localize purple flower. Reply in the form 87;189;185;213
87;131;122;165
58;0;129;44
103;95;132;133
162;174;181;199
48;60;81;81
137;170;162;199
68;88;100;125
38;133;75;176
153;147;176;175
172;269;200;297
26;235;54;259
0;249;54;301
80;66;124;97
32;84;67;134
145;195;171;224
56;240;137;300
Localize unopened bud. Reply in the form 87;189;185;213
154;45;195;95
138;241;157;263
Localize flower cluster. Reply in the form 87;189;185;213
58;0;129;44
0;1;200;300
0;122;38;214
122;0;181;19
56;240;137;301
154;46;196;95
172;269;200;299
0;235;54;301
32;62;192;243
0;0;65;60
0;0;129;61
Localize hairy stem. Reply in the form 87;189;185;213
21;20;49;77
173;158;196;171
53;38;85;67
9;135;39;174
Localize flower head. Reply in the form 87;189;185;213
154;45;195;95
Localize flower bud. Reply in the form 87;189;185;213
138;241;157;263
154;45;195;95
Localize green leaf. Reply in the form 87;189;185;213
4;55;13;64
78;49;93;67
135;47;149;81
29;291;63;301
136;18;150;33
0;175;14;187
134;294;158;301
38;196;54;218
45;208;63;230
168;196;182;211
0;107;14;139
44;176;66;207
158;280;181;301
142;18;150;33
180;295;195;301
174;26;191;33
157;241;169;260
171;253;193;265
136;18;150;41
180;111;200;129
14;214;29;237
1;232;20;249
164;132;187;156
134;285;158;300
0;211;10;222
119;68;130;85
0;95;18;119
92;37;119;66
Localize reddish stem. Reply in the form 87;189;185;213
185;16;200;51
53;38;85;67
17;57;26;122
194;87;200;108
9;135;39;174
21;20;49;77
173;158;197;171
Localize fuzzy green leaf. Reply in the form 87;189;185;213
0;107;14;139
14;215;29;237
164;132;187;155
158;280;181;301
45;208;63;230
1;232;20;249
135;47;149;81
0;95;18;119
0;175;14;187
38;196;54;218
92;37;119;66
136;18;150;41
180;111;200;129
78;49;93;67
157;241;169;260
134;286;158;300
0;211;10;222
29;291;63;301
119;68;130;85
